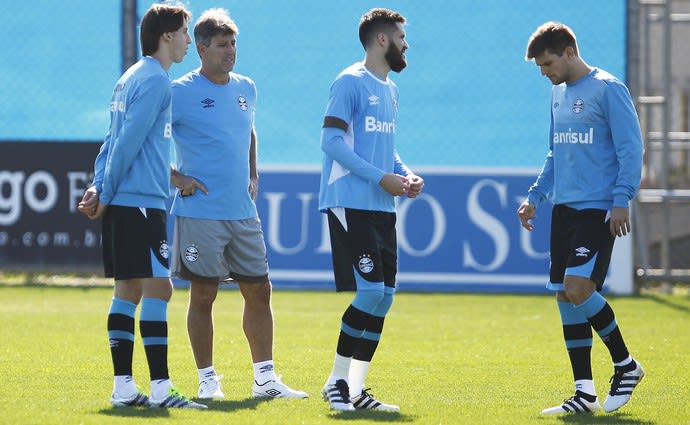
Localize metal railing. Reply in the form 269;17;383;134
633;0;690;288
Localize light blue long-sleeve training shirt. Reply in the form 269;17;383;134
91;56;173;210
527;68;644;211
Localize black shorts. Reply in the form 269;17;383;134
549;205;615;291
102;206;170;280
327;208;397;292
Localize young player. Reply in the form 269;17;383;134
78;2;205;409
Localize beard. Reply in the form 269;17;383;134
385;42;407;73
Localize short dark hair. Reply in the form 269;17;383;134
194;8;240;48
358;8;406;50
140;2;191;56
526;21;578;59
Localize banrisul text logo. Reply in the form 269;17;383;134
364;116;396;133
553;128;593;145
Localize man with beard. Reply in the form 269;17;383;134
169;8;307;401
318;7;424;412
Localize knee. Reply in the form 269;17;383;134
240;281;272;308
562;286;583;304
556;291;569;303
352;289;385;314
373;292;394;317
563;278;595;305
190;282;219;308
140;278;173;302
114;279;144;303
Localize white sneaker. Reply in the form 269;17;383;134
252;375;308;399
351;388;400;411
603;360;645;412
322;379;354;411
111;389;149;407
541;391;600;415
198;375;224;399
149;386;207;409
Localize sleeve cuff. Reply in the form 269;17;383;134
527;193;543;208
371;169;386;184
613;194;630;208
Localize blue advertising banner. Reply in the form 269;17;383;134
252;166;551;293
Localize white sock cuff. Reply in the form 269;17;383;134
574;379;596;396
348;359;371;397
150;378;173;398
113;375;136;394
253;359;276;382
198;365;216;381
330;354;352;383
613;356;633;368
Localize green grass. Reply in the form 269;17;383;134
0;285;688;425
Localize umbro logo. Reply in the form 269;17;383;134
575;246;590;257
368;95;380;105
259;364;274;373
201;98;215;108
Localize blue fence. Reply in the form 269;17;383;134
0;1;630;292
2;0;626;168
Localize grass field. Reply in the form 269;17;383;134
0;284;688;425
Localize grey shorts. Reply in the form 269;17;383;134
172;216;269;284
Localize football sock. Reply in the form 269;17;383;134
347;287;393;396
336;305;369;357
253;359;277;383
198;365;216;381
614;356;633;368
352;314;384;362
574;379;596;397
327;354;352;385
113;374;137;396
330;292;389;387
107;297;136;376
576;292;630;363
150;378;173;399
614;356;637;373
348;359;371;397
140;297;169;381
372;288;395;317
558;301;593;381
